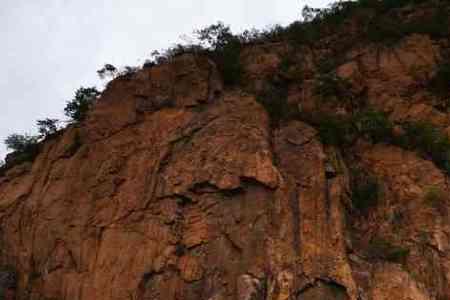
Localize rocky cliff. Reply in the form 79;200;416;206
1;2;450;300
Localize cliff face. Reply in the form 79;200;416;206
1;6;450;300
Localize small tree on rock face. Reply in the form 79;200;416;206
302;5;321;22
37;118;59;138
118;66;139;78
195;22;235;50
195;22;242;86
64;87;100;123
97;64;117;79
4;134;38;153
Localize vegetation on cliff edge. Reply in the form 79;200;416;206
2;0;448;172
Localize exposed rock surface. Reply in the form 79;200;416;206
1;10;450;300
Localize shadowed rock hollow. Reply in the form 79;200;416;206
1;2;450;299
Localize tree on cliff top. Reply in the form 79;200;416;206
36;118;59;138
4;134;38;153
97;64;117;80
195;22;242;86
64;87;100;123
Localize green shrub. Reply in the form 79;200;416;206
316;58;338;75
313;110;393;146
314;114;450;175
424;185;444;202
4;119;60;168
36;118;59;138
316;115;354;146
279;56;293;74
195;22;242;86
117;66;139;79
4;134;38;153
283;21;322;45
256;79;292;127
97;64;117;79
308;1;357;25
368;238;410;264
4;134;40;165
146;0;443;72
367;17;406;45
279;56;304;83
351;169;380;214
149;44;206;66
195;22;234;50
239;25;286;44
217;41;242;86
64;87;100;123
353;110;393;143
367;2;449;44
429;61;450;99
394;122;450;174
376;0;429;10
314;73;353;104
296;0;434;45
391;209;404;227
424;186;447;211
410;8;449;39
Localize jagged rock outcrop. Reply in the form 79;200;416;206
1;3;450;299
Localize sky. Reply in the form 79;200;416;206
0;0;332;160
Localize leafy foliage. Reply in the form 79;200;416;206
4;134;38;153
278;56;304;83
195;22;242;86
351;168;380;214
282;0;447;46
429;61;450;99
368;238;410;264
97;64;118;79
316;115;354;146
37;118;59;138
366;1;448;44
352;110;393;143
195;22;235;50
394;122;450;174
424;186;447;212
314;73;353;104
3;134;40;165
118;66;139;79
138;0;444;87
314;111;450;175
97;64;140;80
4;119;60;168
2;0;446;173
256;79;292;127
64;87;100;122
315;110;392;146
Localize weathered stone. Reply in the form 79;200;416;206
178;255;204;282
237;274;263;300
1;9;450;300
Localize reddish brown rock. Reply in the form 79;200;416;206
1;7;450;299
178;255;204;282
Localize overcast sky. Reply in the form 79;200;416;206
0;0;332;160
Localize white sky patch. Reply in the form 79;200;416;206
0;0;333;160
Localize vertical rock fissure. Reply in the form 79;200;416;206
325;178;331;220
293;185;301;255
